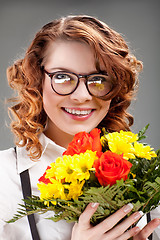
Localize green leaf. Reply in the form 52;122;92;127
7;124;160;226
137;124;149;141
7;176;160;225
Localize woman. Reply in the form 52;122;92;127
0;15;159;240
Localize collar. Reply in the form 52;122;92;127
16;133;66;174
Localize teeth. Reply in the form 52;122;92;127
64;108;92;115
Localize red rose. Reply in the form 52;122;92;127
63;128;102;156
93;151;132;186
90;128;102;152
38;166;52;184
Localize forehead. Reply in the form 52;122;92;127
44;40;98;74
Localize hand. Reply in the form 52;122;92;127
133;217;160;240
71;203;160;240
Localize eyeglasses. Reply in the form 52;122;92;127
44;70;113;98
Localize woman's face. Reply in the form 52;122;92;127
42;40;111;147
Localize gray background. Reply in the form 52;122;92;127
0;0;160;150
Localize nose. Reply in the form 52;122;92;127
70;79;92;103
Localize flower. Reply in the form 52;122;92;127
46;150;97;182
133;142;157;160
63;128;102;156
65;180;85;200
37;179;66;205
9;125;160;226
93;151;132;186
102;130;138;160
38;166;52;184
37;150;97;204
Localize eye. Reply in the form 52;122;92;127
87;74;112;94
54;73;71;83
88;76;107;86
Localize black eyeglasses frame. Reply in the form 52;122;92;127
44;69;113;98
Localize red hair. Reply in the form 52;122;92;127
7;15;142;160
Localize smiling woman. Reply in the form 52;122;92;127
42;40;111;148
0;15;160;240
7;16;141;160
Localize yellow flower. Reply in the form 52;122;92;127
73;150;97;181
45;162;56;179
134;142;157;160
103;131;138;160
65;180;85;200
37;150;97;203
37;178;67;203
46;155;78;182
46;150;97;183
119;131;138;143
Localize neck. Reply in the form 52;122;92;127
43;123;74;149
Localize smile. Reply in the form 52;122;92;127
63;108;93;116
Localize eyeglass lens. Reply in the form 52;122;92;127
51;71;112;97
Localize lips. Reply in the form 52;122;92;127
64;107;92;116
62;107;95;120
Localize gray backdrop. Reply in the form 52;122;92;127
0;0;160;150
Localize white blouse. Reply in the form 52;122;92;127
0;133;159;240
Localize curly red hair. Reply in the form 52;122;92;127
7;15;142;160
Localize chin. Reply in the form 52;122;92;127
67;125;96;135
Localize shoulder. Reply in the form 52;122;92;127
0;147;17;172
0;148;23;220
0;147;18;185
0;147;16;157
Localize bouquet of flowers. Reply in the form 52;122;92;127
9;125;160;225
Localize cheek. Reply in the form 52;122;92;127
42;78;58;114
43;80;52;107
42;77;51;97
99;99;111;118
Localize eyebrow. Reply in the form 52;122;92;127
47;67;104;75
48;67;73;72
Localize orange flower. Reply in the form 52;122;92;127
93;151;132;186
63;128;102;156
38;166;52;184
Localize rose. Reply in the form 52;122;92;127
63;128;102;156
93;151;132;186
